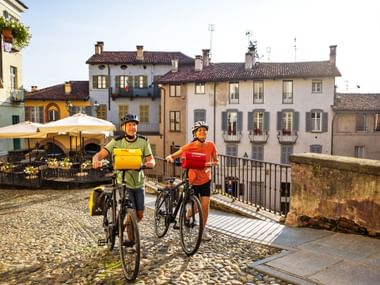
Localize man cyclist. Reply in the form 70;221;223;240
92;114;155;222
165;121;218;241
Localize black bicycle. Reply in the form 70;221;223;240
154;168;203;256
98;165;141;282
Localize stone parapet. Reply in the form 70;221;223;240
286;153;380;237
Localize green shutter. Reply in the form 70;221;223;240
248;112;253;130
323;112;328;132
277;112;282;130
222;112;227;130
105;76;109;88
128;76;134;88
264;112;270;130
294;112;299;131
143;75;148;88
306;112;311;132
92;76;97;89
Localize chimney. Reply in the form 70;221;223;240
245;46;256;70
64;81;71;95
202;49;210;67
95;41;104;54
31;85;38;92
194;55;203;72
329;45;337;65
136;45;144;60
171;58;178;72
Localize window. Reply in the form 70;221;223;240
96;104;107;120
48;109;59;122
139;105;149;123
252;145;264;161
92;75;108;89
310;144;322;153
12;115;20;150
194;109;206;122
116;75;132;90
248;110;269;134
135;75;147;89
226;144;238;166
195;83;205;94
118;105;129;121
10;66;17;90
282;112;293;131
254;111;264;132
281;145;293;164
169;85;181;97
227;111;238;135
278;110;299;134
354;146;365;158
253;81;264;103
169;111;180;131
229;82;239;104
282;80;293;104
222;110;243;137
356;114;368;132
306;110;327;132
25;106;43;123
312;80;323;93
375;114;380;131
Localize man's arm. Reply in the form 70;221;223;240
92;148;109;168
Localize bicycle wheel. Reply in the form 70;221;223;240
119;208;140;282
103;195;116;250
179;195;203;256
154;192;170;238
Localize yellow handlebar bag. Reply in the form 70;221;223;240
113;148;142;170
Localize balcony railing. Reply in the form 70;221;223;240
222;131;243;142
111;86;160;100
248;129;269;143
9;88;25;102
277;129;298;144
138;123;159;134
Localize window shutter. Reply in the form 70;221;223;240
322;112;328;132
294;111;299;131
38;106;44;123
277;111;282;130
143;75;148;88
92;76;97;89
222;112;227;130
264;112;270;130
248;112;253;130
105;76;109;88
237;112;243;131
115;76;120;87
128;76;134;88
306;112;311;132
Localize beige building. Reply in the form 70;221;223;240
332;93;380;160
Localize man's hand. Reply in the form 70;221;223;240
165;155;174;163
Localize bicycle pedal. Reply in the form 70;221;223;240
97;239;106;246
173;222;180;230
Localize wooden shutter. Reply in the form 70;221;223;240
306;112;311;132
92;76;97;89
221;112;227;130
322;112;328;132
277;111;282;130
237;112;243;131
248;112;253;130
294;112;299;131
264;112;270;130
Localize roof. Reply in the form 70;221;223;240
157;61;341;84
24;81;89;101
333;93;380;111
86;51;194;65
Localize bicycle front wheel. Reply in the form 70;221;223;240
154;192;170;238
179;195;203;256
119;208;140;282
103;196;116;250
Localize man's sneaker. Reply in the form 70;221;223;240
123;239;135;247
202;229;212;241
184;218;191;227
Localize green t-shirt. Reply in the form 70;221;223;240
104;136;152;188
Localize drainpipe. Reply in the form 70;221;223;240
107;64;111;111
213;82;216;142
159;84;166;158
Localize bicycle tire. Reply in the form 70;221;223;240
154;192;171;238
119;208;140;282
103;195;116;250
179;195;203;256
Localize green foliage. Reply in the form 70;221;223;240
0;16;31;49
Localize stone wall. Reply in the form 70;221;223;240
286;153;380;237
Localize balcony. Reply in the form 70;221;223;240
9;88;25;103
248;129;269;143
277;129;298;144
111;86;160;101
138;123;159;135
222;131;243;142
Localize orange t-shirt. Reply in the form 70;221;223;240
181;140;217;185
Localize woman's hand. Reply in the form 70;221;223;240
165;155;174;163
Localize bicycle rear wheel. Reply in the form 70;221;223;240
103;195;116;250
179;195;203;256
154;192;170;238
119;208;140;282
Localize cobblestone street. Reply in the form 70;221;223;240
0;188;292;285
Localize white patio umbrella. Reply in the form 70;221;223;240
0;121;46;139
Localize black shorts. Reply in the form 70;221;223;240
192;180;211;197
126;187;144;211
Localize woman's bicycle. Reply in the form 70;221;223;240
154;167;204;256
97;164;143;282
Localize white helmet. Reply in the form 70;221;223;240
191;121;209;135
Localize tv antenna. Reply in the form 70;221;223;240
208;24;215;57
266;47;271;61
294;37;297;61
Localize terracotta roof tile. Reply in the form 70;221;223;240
333;93;380;111
157;61;341;84
86;51;194;65
24;81;89;101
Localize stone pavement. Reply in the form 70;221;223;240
0;188;293;285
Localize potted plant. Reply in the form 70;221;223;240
0;16;31;49
24;165;39;179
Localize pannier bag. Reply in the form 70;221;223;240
89;186;106;216
113;148;142;170
181;152;207;169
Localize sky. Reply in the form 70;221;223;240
21;0;380;93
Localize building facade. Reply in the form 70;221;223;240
0;0;28;154
158;45;341;165
86;42;194;157
332;93;380;160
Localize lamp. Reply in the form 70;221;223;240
65;100;73;114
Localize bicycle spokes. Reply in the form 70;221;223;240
154;192;171;238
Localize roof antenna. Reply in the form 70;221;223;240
294;37;297;61
208;24;215;58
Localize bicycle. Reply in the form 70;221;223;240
97;163;144;282
154;167;204;256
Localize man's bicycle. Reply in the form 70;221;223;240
154;167;204;256
97;164;143;281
